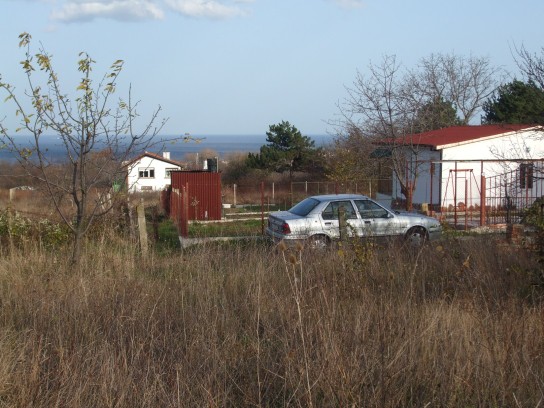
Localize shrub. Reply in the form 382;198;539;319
0;210;71;249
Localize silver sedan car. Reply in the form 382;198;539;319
266;194;441;248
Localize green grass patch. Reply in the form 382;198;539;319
223;204;283;214
150;218;265;252
189;219;263;238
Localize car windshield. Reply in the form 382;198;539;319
289;198;320;216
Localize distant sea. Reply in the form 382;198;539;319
0;134;334;163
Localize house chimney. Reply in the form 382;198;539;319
163;152;170;160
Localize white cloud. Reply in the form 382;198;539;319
51;0;165;22
47;0;252;22
164;0;250;19
18;0;358;24
331;0;364;10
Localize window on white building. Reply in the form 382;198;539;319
139;168;155;178
165;168;178;178
520;163;533;189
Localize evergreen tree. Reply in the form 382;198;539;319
482;80;544;125
412;97;461;133
247;121;321;180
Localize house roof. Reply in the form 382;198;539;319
124;151;182;167
390;124;538;150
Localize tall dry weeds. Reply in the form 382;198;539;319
0;235;542;407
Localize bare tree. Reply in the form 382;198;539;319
338;55;424;210
408;53;501;124
0;33;175;265
326;125;384;185
335;53;500;210
514;45;544;90
183;148;219;170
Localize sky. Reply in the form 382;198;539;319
1;0;543;137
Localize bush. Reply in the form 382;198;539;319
0;210;71;249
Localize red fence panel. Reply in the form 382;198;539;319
171;171;222;221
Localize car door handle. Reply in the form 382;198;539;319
324;222;332;226
364;221;371;224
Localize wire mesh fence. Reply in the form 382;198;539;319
220;160;543;231
222;179;391;209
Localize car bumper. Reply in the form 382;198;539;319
265;228;308;247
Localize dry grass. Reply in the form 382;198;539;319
0;234;543;407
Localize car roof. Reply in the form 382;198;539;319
309;194;369;202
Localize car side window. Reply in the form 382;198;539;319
355;200;389;219
321;201;357;220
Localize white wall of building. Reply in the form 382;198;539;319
391;147;441;207
126;154;181;193
392;129;544;209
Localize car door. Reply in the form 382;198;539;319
319;200;360;238
354;199;400;237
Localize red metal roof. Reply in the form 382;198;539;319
393;124;536;149
124;151;182;167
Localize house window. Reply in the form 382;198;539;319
165;168;178;178
520;163;533;189
138;168;155;178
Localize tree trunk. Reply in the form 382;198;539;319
70;227;84;266
70;198;85;266
400;181;414;212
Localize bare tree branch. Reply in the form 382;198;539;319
333;52;501;210
0;33;176;265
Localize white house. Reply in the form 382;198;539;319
124;151;182;193
386;125;544;211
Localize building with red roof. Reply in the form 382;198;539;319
391;124;532;150
124;151;183;193
380;125;543;217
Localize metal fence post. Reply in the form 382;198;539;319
290;182;293;207
480;175;486;226
338;206;346;242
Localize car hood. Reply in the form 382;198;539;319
395;211;440;224
395;211;426;218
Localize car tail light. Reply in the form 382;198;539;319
282;222;291;234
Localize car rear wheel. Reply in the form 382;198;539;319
405;227;428;247
308;234;330;250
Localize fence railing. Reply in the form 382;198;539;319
484;165;543;225
166;160;544;234
222;179;392;208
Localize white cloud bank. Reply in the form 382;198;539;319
46;0;359;23
165;0;252;19
331;0;364;9
51;1;164;22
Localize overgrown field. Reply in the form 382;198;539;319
0;230;543;407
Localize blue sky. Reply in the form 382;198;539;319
1;0;543;137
